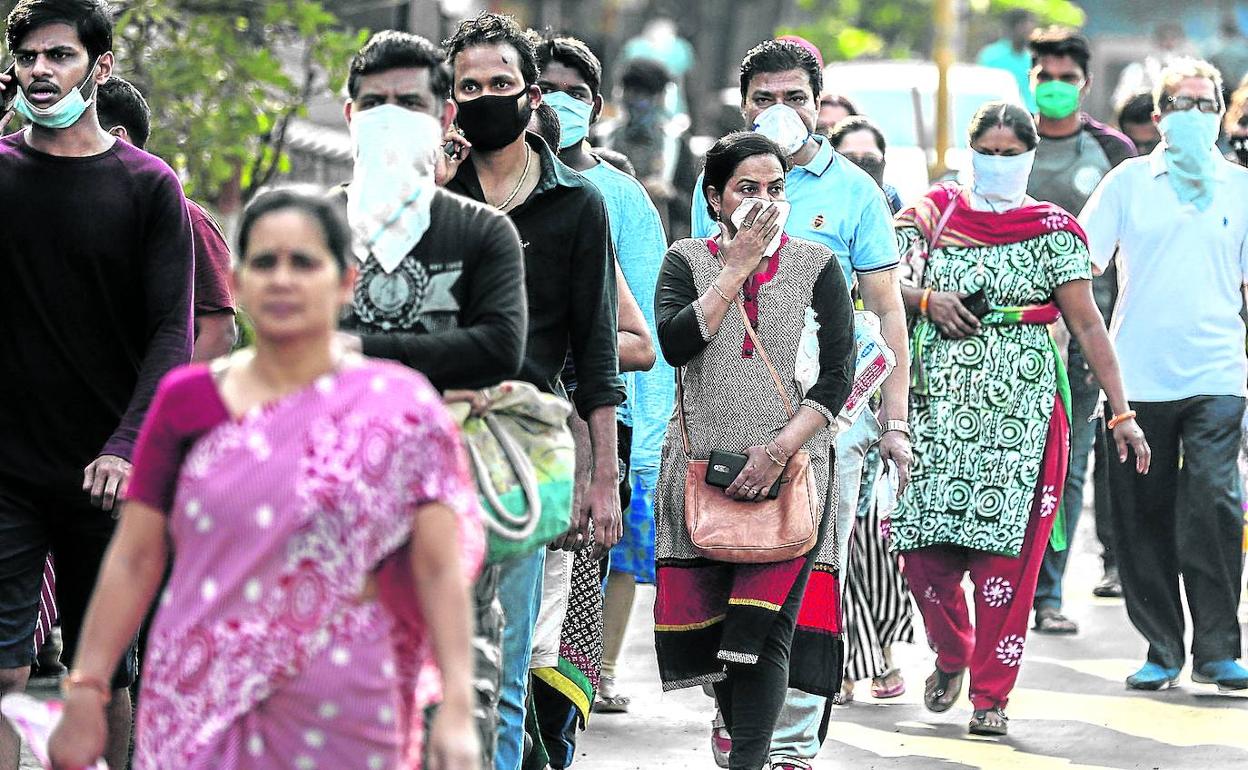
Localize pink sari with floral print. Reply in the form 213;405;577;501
125;359;483;770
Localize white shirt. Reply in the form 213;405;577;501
1079;145;1248;402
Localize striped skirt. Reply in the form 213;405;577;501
842;457;915;682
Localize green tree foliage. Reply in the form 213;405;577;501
110;0;365;205
779;0;1085;63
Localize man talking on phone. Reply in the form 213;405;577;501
0;1;194;769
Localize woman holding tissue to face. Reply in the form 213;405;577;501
652;131;855;770
893;101;1150;736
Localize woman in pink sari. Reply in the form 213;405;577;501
48;189;483;770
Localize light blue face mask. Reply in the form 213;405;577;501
10;57;100;130
1158;109;1221;211
543;90;593;150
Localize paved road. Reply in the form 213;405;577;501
13;513;1246;769
577;515;1248;770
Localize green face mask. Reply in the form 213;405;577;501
1034;80;1081;120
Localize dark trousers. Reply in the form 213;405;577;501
1106;396;1245;669
1093;427;1116;571
1035;360;1101;611
713;554;813;770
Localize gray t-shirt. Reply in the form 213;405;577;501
1028;130;1112;218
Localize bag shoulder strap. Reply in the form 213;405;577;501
675;296;796;457
734;299;795;419
927;190;960;254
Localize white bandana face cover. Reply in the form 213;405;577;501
751;104;811;156
730;197;791;256
969;149;1036;212
346;105;442;274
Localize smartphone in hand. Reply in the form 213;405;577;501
961;288;992;319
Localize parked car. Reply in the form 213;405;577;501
821;61;1024;205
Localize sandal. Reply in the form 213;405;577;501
592;675;630;714
871;668;906;699
923;666;965;713
969;706;1009;736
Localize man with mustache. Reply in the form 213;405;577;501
0;2;194;769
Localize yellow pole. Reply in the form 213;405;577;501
933;0;954;177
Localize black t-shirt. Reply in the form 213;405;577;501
0;133;194;488
447;134;625;417
337;187;528;391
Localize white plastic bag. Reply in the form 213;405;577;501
0;693;108;770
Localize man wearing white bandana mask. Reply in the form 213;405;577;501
689;38;911;770
332;31;528;769
336;31;526;394
1081;58;1248;694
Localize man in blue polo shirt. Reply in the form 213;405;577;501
1080;58;1248;693
690;38;909;770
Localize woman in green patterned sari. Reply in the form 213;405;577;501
891;102;1150;736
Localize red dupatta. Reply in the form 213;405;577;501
896;182;1089;250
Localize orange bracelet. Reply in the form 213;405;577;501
919;288;933;317
62;671;112;704
1107;410;1137;430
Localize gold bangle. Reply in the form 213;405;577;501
62;671;112;704
765;441;789;467
710;282;732;303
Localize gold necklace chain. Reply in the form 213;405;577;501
495;147;533;211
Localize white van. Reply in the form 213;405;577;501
821;61;1025;205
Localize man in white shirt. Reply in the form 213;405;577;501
1080;58;1248;693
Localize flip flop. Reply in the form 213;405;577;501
923;666;964;713
871;668;906;699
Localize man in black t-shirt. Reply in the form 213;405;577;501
0;2;194;768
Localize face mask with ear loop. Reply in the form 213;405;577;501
9;56;101;129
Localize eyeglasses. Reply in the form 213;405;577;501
1161;95;1221;114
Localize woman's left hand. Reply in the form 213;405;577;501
48;689;108;770
724;445;786;502
426;705;481;770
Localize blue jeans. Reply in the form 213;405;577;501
768;409;879;768
495;547;547;770
1034;354;1101;612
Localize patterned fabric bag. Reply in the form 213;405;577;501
449;382;576;564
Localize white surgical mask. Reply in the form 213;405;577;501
729;197;791;256
346;105;442;274
752;104;811;156
543;91;593;150
969;149;1036;212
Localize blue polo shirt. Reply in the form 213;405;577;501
581;159;673;474
690;135;899;287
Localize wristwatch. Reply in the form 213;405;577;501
882;420;911;437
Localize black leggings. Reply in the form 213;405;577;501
712;555;814;770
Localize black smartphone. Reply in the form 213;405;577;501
705;450;782;499
1;62;14;112
961;288;992;319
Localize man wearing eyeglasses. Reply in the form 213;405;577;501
1080;58;1248;693
1024;27;1137;635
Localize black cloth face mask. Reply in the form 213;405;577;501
842;153;886;186
455;91;533;152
